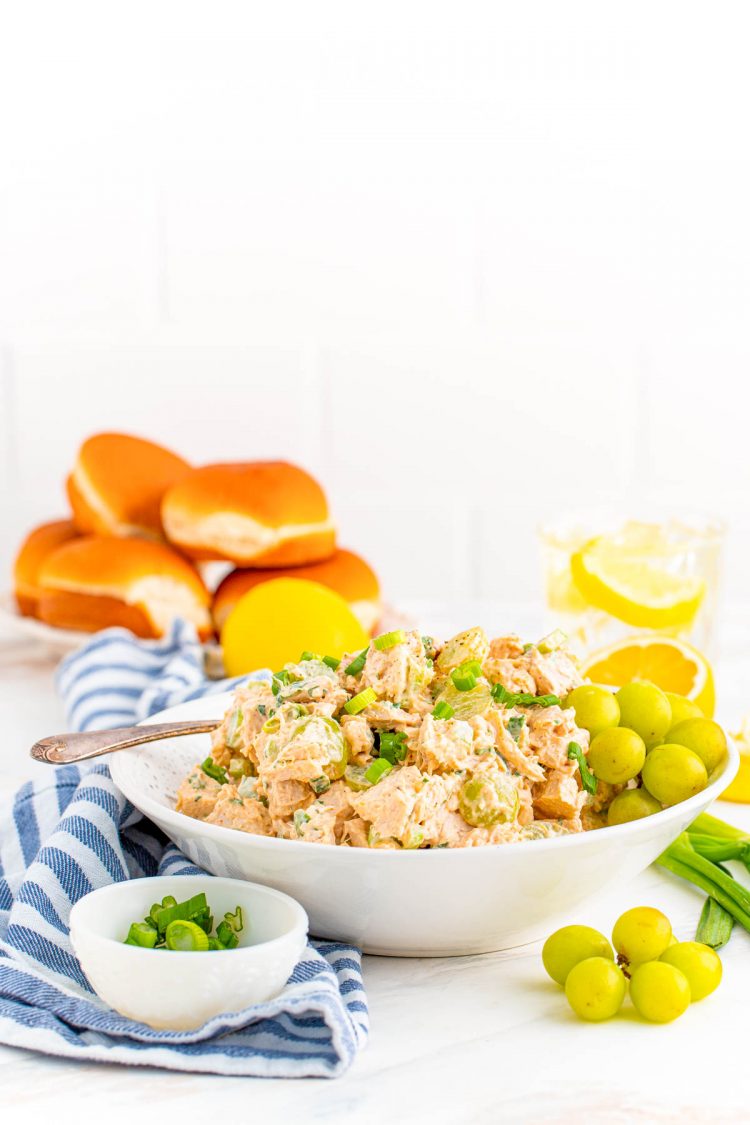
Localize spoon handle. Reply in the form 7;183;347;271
30;720;221;764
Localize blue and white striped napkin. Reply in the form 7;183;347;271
0;622;369;1077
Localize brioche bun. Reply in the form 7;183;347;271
14;519;80;616
212;548;381;633
67;432;191;539
161;461;336;566
37;536;212;639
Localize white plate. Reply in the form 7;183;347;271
110;692;739;957
0;591;90;652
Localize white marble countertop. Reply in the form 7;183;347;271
2;608;750;1123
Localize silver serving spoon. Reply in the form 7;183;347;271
30;720;221;764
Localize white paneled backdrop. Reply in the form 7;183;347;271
1;1;749;606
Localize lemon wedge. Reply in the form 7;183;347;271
582;634;714;718
571;535;705;629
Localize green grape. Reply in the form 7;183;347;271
542;925;614;985
665;693;703;726
588;728;646;785
612;906;672;963
615;681;672;747
607;788;662;826
435;627;490;677
642;744;708;806
660;941;722;1001
629;961;691;1022
434;679;492;720
458;773;518;828
564;957;626;1021
565;685;620;739
666;718;728;775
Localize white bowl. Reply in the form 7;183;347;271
69;875;308;1029
109;694;739;957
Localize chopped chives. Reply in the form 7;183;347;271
432;700;455;720
373;630;406;651
365;758;393;785
344;648;369;676
344;687;377;715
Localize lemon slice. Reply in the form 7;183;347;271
571;536;705;629
581;635;714;718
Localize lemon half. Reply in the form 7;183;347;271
221;577;369;676
582;635;714;718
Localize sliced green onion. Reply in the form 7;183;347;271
344;687;377;715
567;742;597;795
432;700;455;720
299;650;320;662
125;922;158;948
201;757;228;785
165;919;210;952
378;731;408;764
215;920;239;949
262;714;281;733
323;654;341;671
345;648;369;676
227;756;252;779
696;895;735;950
451;662;480;692
373;630;406;651
310;775;331;795
365;758;393;785
490;683;561;708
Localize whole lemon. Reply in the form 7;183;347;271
220;577;369;676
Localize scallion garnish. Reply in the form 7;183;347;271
378;731;408;764
344;648;369;676
310;775;331;795
567;742;597;795
373;630;406;651
125;893;245;951
344;687;377;715
451;661;482;692
125;922;158;948
365;758;393;785
201;757;228;785
432;700;455;720
491;683;561;708
323;655;341;670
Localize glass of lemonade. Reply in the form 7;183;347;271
538;511;725;658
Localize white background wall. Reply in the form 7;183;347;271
1;1;749;607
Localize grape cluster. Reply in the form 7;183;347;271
564;682;728;821
543;907;722;1023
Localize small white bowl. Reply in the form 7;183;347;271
69;875;308;1030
